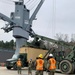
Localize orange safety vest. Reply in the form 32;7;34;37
36;59;44;70
49;58;56;70
16;60;22;67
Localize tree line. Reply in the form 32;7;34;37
0;33;75;50
0;40;15;50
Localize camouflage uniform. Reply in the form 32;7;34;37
35;58;44;75
47;57;56;75
28;60;32;75
16;58;22;75
17;66;22;74
35;70;43;75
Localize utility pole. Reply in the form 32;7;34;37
0;0;45;57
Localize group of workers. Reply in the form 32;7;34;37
16;53;56;75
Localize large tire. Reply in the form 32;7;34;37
6;66;12;70
59;60;74;74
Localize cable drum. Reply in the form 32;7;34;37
59;60;75;74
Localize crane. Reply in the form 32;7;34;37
0;0;45;56
0;0;47;70
1;1;75;73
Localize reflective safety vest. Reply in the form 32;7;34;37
49;58;56;70
36;59;44;70
16;60;22;67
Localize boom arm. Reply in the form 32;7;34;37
0;13;16;25
33;34;75;49
29;0;45;24
0;13;16;32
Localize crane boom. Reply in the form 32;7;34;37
29;0;45;24
0;13;16;25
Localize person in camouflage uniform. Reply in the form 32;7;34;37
47;54;56;75
28;59;33;75
35;54;44;75
16;58;22;75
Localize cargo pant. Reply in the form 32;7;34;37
28;61;32;75
48;70;55;75
17;66;21;74
35;70;43;75
28;67;32;75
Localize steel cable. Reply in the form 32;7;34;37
26;0;40;10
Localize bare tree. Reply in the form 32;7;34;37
71;34;75;43
55;33;69;42
63;34;69;42
55;33;63;41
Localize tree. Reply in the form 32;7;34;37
55;33;63;41
55;33;69;42
71;34;75;43
0;40;4;48
0;40;15;49
63;34;69;42
9;40;15;49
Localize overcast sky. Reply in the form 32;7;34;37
0;0;75;42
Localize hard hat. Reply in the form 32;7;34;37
49;54;53;57
38;54;43;58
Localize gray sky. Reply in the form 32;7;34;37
0;0;75;42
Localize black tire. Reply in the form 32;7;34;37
59;60;74;74
6;66;12;70
13;64;17;70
